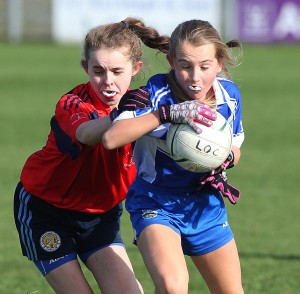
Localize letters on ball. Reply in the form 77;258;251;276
166;112;232;173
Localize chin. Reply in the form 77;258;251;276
192;92;205;101
186;92;198;101
106;99;119;107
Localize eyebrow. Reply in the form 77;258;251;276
200;59;214;63
92;65;124;70
177;58;213;63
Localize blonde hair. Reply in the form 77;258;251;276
166;19;243;107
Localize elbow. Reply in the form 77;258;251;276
76;127;98;146
102;132;118;150
76;129;89;145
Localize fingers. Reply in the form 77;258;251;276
188;121;203;134
193;116;214;127
137;87;150;97
119;88;152;111
125;99;148;109
130;88;151;101
131;92;151;103
188;101;217;126
121;103;142;110
163;101;216;127
223;187;240;204
196;103;217;120
199;108;217;121
199;172;240;205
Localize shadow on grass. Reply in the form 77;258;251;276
239;252;300;261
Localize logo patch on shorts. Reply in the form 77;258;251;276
40;231;61;252
142;210;158;219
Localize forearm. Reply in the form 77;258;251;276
102;111;161;150
76;116;112;146
231;146;241;166
102;100;217;150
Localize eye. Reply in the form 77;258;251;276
181;65;191;69
201;66;210;70
113;70;123;76
93;68;105;75
200;61;213;70
178;63;191;69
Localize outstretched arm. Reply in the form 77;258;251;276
103;99;217;150
102;111;161;150
76;116;112;146
75;88;152;146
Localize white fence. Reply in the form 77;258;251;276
3;0;225;42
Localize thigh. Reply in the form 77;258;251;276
137;224;189;294
14;184;76;260
191;239;244;294
86;245;142;294
76;203;123;256
45;259;93;294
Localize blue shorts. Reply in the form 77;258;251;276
14;182;124;275
125;177;233;256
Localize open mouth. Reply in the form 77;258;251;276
188;85;202;91
102;90;117;97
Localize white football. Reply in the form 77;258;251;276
166;112;232;172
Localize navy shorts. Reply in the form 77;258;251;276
14;182;123;262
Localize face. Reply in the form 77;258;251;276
167;41;222;101
82;47;142;108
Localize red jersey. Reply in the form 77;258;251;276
21;83;136;213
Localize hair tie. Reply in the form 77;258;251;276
121;20;129;28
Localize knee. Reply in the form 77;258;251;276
209;284;244;294
155;276;189;294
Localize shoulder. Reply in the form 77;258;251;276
56;83;90;111
147;73;168;84
217;77;241;97
145;74;168;93
144;74;175;106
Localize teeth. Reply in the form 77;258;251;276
102;91;117;97
189;85;202;91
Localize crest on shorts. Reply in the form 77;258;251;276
40;231;61;252
142;210;158;219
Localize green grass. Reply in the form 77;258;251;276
1;42;300;293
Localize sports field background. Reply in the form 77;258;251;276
1;42;299;293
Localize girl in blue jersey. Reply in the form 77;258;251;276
103;19;245;293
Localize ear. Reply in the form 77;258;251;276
166;54;174;69
81;60;88;74
132;61;143;77
217;60;223;73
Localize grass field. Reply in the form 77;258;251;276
1;42;299;293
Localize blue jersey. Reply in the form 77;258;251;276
117;74;244;192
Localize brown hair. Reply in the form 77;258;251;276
81;17;169;66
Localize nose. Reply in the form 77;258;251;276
191;68;201;82
103;73;114;85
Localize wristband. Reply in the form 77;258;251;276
227;151;235;169
158;104;170;123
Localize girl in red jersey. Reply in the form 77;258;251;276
14;18;169;294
